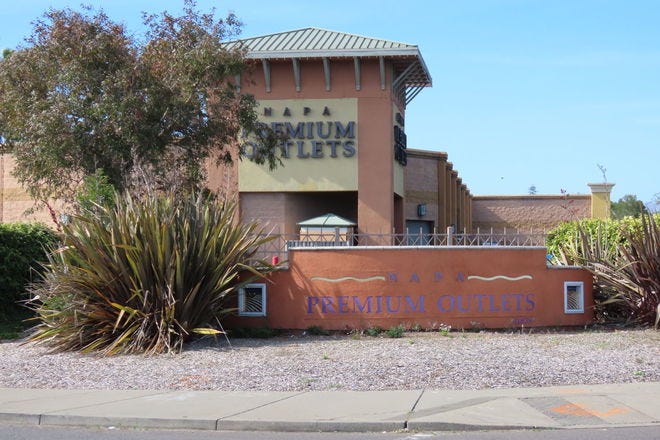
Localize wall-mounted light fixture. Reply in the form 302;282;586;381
417;203;427;217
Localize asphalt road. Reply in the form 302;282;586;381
0;425;658;440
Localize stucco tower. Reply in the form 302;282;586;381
223;28;432;238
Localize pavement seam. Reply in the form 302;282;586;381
597;393;658;423
36;391;172;419
214;390;309;430
404;389;426;430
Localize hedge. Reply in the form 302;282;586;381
0;223;59;319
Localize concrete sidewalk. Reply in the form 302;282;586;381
0;383;658;433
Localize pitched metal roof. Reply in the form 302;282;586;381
226;27;432;97
226;27;420;58
298;213;356;227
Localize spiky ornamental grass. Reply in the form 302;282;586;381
28;192;275;355
559;213;660;326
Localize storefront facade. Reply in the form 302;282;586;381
215;27;471;238
217;28;593;331
0;27;597;330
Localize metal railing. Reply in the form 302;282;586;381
252;228;549;263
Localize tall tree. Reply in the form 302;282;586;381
611;194;648;219
0;1;279;216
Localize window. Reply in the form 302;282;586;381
564;282;584;314
238;284;267;316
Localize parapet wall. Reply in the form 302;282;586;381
472;195;591;233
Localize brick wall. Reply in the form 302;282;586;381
240;191;357;237
240;192;288;234
404;152;440;225
404;149;472;232
472;195;591;232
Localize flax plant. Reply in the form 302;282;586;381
559;213;660;326
28;192;275;355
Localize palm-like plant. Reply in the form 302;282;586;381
559;213;659;326
29;192;275;354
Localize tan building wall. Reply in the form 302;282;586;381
1;154;59;225
471;195;591;232
404;149;472;233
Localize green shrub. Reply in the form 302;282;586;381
386;325;405;338
584;213;659;326
552;213;660;326
364;326;383;337
546;218;624;265
546;215;660;265
306;325;330;336
28;191;276;355
0;308;32;339
0;222;59;320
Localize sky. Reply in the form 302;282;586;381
2;1;659;207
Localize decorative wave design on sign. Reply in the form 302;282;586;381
311;276;386;283
468;275;533;282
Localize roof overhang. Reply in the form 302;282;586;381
226;28;432;104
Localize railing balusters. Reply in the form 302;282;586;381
250;230;549;261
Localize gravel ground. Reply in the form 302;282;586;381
1;329;658;391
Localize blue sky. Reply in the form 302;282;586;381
2;1;659;207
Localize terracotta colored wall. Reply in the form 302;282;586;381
472;195;591;232
229;247;593;330
357;95;394;237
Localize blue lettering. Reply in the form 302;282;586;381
342;140;356;157
311;141;324;158
525;294;536;311
326;140;340;158
243;142;257;159
487;295;500;312
337;296;349;314
296;140;310;158
353;296;371;313
321;297;335;313
455;295;471;312
316;121;332;139
501;294;512;312
410;272;420;283
279;140;293;158
474;294;487;312
307;297;319;314
512;317;534;325
512;293;524;311
388;273;398;282
437;295;454;312
404;296;425;313
270;122;284;136
434;272;444;282
285;122;305;139
386;296;401;313
375;296;383;313
335;121;355;139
